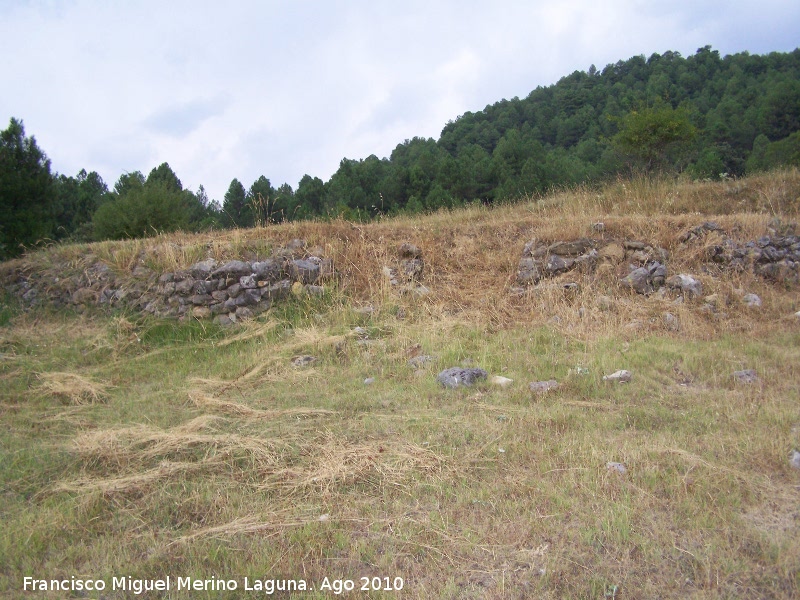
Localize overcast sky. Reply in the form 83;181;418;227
1;0;798;202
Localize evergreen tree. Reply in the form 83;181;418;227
0;118;55;258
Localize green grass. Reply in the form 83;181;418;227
1;298;798;599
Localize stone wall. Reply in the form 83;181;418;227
3;238;334;325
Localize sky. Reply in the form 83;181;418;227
1;0;799;202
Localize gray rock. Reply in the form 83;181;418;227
363;377;376;385
733;369;758;383
264;280;292;300
290;259;321;284
606;462;627;475
548;238;595;257
252;259;282;281
189;259;218;279
743;293;762;307
517;257;541;285
529;380;559;394
174;279;195;295
437;367;488;389
603;370;632;383
666;274;703;298
235;306;254;319
193;280;215;295
790;449;800;470
545;254;573;275
291;355;317;367
239;274;258;289
212;260;252;278
620;267;653;295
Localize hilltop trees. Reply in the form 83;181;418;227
93;163;220;240
3;47;800;249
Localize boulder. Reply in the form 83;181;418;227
189;259;217;279
666;274;703;298
436;367;488;389
212;260;252;278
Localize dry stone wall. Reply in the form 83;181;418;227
3;239;334;325
2;222;798;321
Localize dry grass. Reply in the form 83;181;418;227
37;371;110;404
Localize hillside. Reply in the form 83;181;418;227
1;170;800;598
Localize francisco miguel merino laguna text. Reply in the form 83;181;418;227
23;576;312;594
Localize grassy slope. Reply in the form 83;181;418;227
1;170;800;598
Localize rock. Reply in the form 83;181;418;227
364;377;376;385
291;355;317;367
603;370;632;383
592;222;605;233
743;293;762;307
436;367;488;389
529;380;559;394
193;280;215;295
263;280;292;300
545;254;573;275
490;375;514;388
733;369;758;383
227;283;242;298
516;257;542;285
291;281;305;296
606;462;627;475
191;294;213;305
666;274;703;298
212;260;252;278
174;279;195;295
790;449;800;470
290;259;321;284
189;259;218;279
620;267;653;295
548;238;595;257
239;274;258;289
235;307;254;319
306;285;325;295
252;259;281;281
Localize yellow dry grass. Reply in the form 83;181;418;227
37;371;110;404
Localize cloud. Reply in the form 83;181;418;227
144;97;229;138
